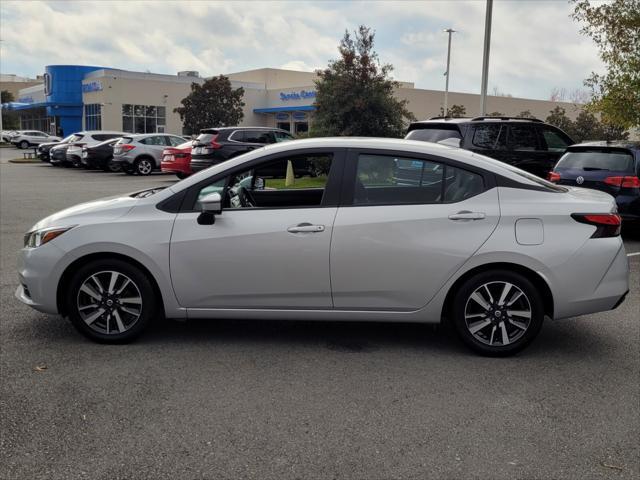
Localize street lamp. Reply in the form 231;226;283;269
443;28;456;116
479;0;493;115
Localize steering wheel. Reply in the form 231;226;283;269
237;186;255;208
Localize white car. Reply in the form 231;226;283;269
16;138;629;355
11;130;61;149
2;130;20;143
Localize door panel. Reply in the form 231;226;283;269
330;189;500;310
170;208;337;309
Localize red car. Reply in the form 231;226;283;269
161;141;193;179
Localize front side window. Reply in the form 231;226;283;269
539;127;571;152
195;153;333;210
245;130;274;144
354;154;444;205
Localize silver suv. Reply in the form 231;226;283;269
112;133;187;175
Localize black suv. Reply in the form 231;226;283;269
190;127;295;172
405;116;574;178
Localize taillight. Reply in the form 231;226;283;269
571;213;622;238
604;176;640;188
547;171;561;183
210;134;221;149
120;144;135;152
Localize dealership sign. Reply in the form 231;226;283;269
275;112;290;120
280;90;316;101
18;96;35;104
82;81;103;93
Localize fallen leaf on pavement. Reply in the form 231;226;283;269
33;365;47;372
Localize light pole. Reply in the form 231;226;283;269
443;28;456;116
479;0;493;115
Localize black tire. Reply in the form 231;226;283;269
176;172;187;179
122;165;135;175
103;160;121;173
20;140;29;149
451;270;544;356
66;259;157;343
135;157;154;176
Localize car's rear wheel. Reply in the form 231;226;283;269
66;259;157;343
451;270;544;356
176;172;187;179
20;141;29;149
135;158;154;175
122;165;135;175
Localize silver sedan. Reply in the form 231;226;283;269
16;138;629;355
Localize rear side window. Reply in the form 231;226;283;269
556;150;635;172
119;137;134;144
509;125;539;151
471;124;507;149
406;127;462;143
139;136;166;146
444;167;484;202
353;154;445;205
244;130;274;144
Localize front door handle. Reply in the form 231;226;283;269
448;211;486;221
287;223;325;233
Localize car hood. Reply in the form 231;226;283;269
29;193;141;232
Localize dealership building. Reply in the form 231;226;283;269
4;64;584;137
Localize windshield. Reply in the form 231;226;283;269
556;150;635;172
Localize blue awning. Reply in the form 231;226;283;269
253;105;316;114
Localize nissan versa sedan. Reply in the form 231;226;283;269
16;138;629;356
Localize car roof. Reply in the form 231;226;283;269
170;137;556;193
200;126;290;133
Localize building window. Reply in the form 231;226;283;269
85;104;102;130
122;104;166;134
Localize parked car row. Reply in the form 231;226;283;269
3;130;61;148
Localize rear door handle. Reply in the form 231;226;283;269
448;211;486;221
287;223;325;233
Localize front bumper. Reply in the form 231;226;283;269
16;243;66;315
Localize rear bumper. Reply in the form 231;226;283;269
161;158;192;175
554;241;630;319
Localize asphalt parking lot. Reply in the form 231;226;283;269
1;146;638;480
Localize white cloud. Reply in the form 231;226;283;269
0;0;602;100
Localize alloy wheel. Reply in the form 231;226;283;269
137;159;153;175
76;271;143;335
464;281;532;347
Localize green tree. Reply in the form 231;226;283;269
571;0;640;128
1;90;20;130
438;104;467;118
1;90;15;103
572;110;605;142
516;110;536;119
311;26;415;137
545;106;576;138
174;75;245;135
487;111;504;117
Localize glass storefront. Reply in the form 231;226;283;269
122;104;166;134
84;103;102;130
19;108;55;133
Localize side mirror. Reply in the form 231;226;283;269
198;192;222;225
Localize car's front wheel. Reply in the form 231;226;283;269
66;259;157;343
103;160;121;173
20;140;29;149
135;158;154;175
452;270;544;356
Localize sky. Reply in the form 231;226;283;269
0;0;603;101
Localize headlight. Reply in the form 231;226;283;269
24;226;75;248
